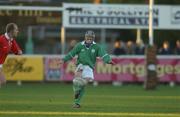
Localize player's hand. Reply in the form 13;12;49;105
18;50;23;55
108;60;115;65
57;59;64;66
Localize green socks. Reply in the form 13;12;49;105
73;84;85;105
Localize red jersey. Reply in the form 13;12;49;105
0;33;21;64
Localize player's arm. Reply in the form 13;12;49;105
11;40;22;55
0;38;2;48
97;45;115;65
62;43;81;63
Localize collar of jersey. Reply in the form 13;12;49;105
81;41;96;45
5;33;13;41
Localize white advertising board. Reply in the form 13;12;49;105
63;3;180;29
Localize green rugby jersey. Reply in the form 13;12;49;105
63;41;111;69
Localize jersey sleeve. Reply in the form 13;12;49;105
0;36;9;55
63;43;81;62
0;37;2;48
11;39;21;55
97;45;111;63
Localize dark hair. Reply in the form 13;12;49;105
6;23;17;33
85;30;95;38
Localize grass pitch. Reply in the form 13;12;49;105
0;83;179;117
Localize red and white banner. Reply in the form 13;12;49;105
44;56;180;82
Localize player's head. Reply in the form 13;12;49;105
6;23;19;38
85;30;95;44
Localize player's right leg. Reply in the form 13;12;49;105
73;65;94;108
72;64;88;108
0;65;6;87
72;77;87;108
72;69;83;108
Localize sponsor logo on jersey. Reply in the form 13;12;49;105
91;49;95;53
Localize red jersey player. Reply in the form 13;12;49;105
0;23;22;87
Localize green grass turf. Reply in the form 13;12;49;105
0;83;180;117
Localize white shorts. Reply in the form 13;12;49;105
0;64;3;68
76;64;94;80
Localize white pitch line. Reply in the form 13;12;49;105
0;111;179;117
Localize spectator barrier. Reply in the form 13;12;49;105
4;55;180;83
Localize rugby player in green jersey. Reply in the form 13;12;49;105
60;30;115;108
